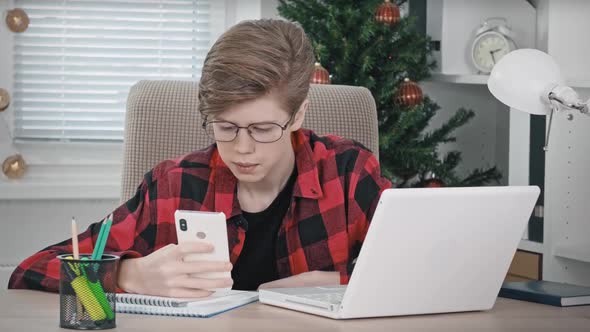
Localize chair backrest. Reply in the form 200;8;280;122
121;80;379;202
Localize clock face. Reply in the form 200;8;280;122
472;32;512;73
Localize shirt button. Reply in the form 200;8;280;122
234;238;241;245
310;188;317;194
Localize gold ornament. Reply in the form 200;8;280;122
375;0;400;26
395;78;423;108
311;62;331;84
2;154;27;179
6;8;30;33
0;88;10;111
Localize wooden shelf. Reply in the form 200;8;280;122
428;73;490;85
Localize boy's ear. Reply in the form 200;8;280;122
290;99;309;131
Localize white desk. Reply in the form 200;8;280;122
1;290;589;331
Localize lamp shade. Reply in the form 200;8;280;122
487;49;565;115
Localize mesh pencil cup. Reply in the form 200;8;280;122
58;254;119;330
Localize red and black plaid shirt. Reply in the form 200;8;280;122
9;129;391;292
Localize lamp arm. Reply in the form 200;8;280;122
542;104;559;151
548;92;590;115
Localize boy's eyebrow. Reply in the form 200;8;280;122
208;116;235;123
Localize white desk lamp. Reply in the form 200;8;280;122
487;48;589;150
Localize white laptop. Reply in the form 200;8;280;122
259;186;540;319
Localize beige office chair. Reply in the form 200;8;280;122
120;80;379;202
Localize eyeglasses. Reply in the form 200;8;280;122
202;113;295;143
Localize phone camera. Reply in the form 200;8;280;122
179;219;187;231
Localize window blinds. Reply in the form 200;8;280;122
13;0;212;141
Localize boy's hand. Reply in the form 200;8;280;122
117;242;233;298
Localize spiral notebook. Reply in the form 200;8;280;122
115;290;258;317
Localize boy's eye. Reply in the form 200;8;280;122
251;125;275;132
217;124;236;131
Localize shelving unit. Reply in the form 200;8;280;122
429;73;489;85
430;74;590;88
518;239;545;255
553;244;590;264
430;75;590;92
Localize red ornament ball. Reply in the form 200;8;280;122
375;0;400;26
423;172;445;188
311;62;330;84
423;178;445;188
395;78;423;108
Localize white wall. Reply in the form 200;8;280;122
261;0;280;20
545;0;590;86
0;200;118;288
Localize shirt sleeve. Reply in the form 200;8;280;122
340;150;392;284
7;174;157;292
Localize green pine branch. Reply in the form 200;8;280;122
421;107;475;147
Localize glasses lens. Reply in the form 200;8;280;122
206;122;237;142
248;123;283;143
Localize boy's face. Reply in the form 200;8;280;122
211;93;307;185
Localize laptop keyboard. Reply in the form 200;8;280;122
296;292;344;305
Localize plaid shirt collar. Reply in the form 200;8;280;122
211;129;324;220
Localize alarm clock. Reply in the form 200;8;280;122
471;17;517;74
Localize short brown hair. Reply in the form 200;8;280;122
198;19;315;120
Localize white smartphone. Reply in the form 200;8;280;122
174;210;231;283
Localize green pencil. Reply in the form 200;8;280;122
91;220;106;260
94;215;112;260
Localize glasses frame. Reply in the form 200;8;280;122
202;112;295;143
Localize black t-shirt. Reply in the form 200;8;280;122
231;169;297;291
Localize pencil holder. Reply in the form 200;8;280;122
58;254;119;330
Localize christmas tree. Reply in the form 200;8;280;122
278;0;502;187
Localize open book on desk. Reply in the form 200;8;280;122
115;290;258;317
